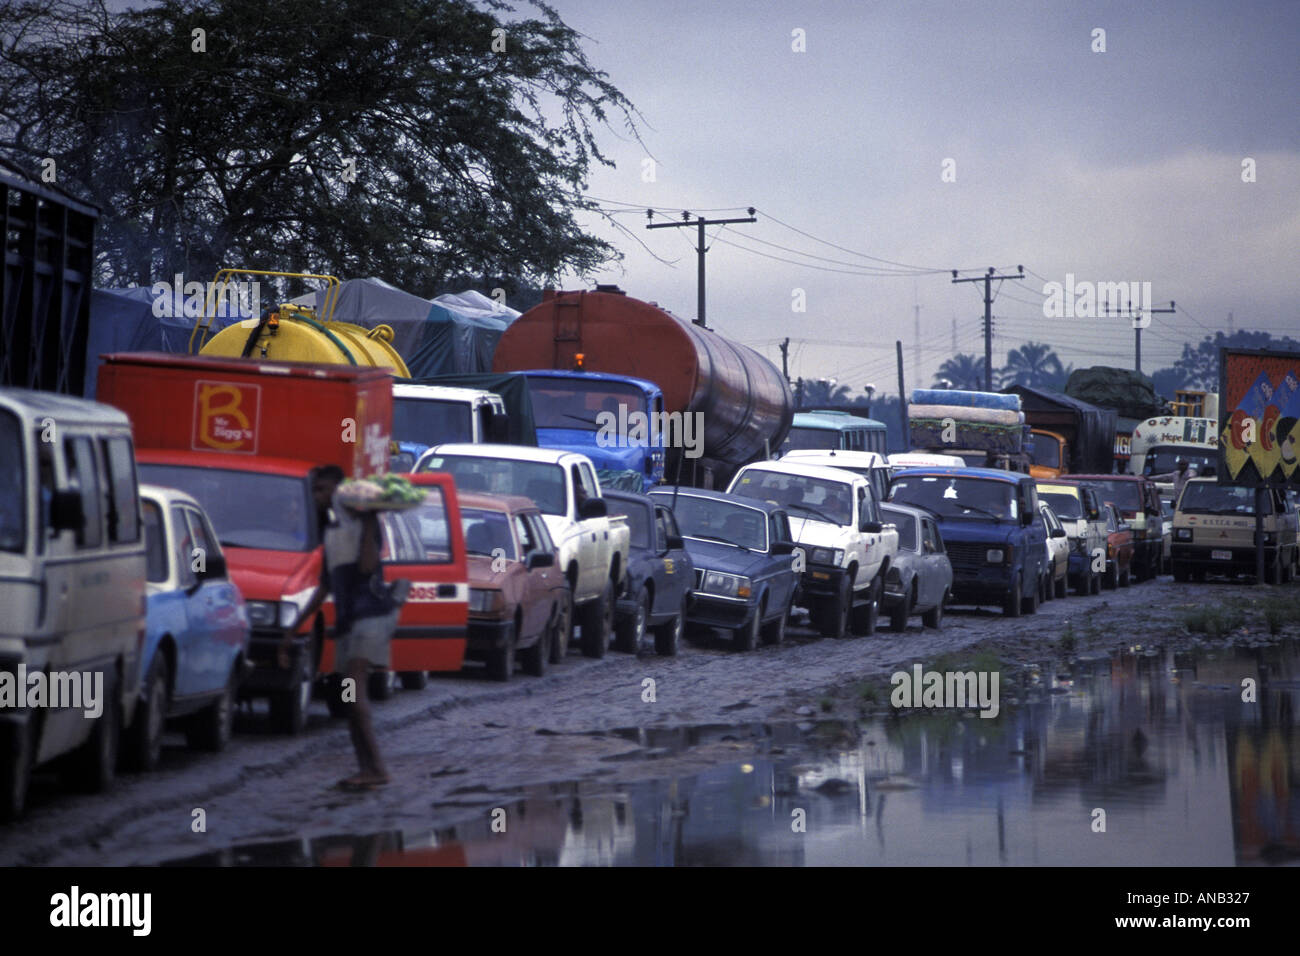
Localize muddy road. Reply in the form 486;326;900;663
3;577;1297;866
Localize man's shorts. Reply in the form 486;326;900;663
336;607;401;671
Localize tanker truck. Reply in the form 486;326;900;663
491;286;794;489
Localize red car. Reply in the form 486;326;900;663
1102;502;1135;589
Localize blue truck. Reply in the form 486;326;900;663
518;369;666;492
886;466;1047;617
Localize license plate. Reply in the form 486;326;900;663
1211;549;1232;560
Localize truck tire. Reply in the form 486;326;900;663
733;606;761;651
615;586;649;654
0;715;34;823
487;622;516;681
123;654;169;773
549;590;573;664
64;670;120;793
580;579;613;658
186;664;237;752
399;671;429;690
654;596;686;657
921;590;946;629
819;579;852;639
1003;574;1023;617
269;647;313;735
852;578;879;635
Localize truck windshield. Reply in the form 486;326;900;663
782;426;839;452
393;397;473;445
889;475;1015;521
1177;483;1269;515
1038;492;1082;520
655;494;769;552
460;508;517;560
1030;436;1061;469
732;470;852;526
0;410;25;553
1143;448;1217;477
1083;480;1141;512
138;464;314;551
528;379;647;431
419;455;566;516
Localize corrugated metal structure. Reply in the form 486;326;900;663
0;159;99;394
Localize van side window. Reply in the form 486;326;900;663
64;436;103;549
102;436;140;544
36;438;56;552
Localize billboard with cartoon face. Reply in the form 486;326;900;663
1218;348;1300;486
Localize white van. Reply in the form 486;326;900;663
0;388;146;820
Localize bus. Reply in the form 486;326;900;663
782;410;888;456
1128;414;1220;498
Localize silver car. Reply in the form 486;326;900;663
880;503;953;630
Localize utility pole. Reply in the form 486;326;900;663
778;337;790;382
647;208;757;327
1105;295;1174;374
913;303;921;392
896;340;908;449
952;266;1025;391
951;315;957;355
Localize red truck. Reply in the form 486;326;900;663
96;353;467;732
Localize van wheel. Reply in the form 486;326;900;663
921;591;946;629
399;671;428;691
615;587;648;654
1003;574;1023;617
186;665;236;752
654;596;686;656
124;655;169;773
1021;573;1039;614
64;671;120;793
269;649;313;735
0;715;34;822
487;623;516;682
581;579;613;658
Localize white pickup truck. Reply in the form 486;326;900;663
726;459;898;638
414;444;630;659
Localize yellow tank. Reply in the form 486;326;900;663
190;269;411;377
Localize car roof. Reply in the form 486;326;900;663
649;486;785;515
456;492;537;514
737;459;864;484
893;466;1026;484
880;501;934;523
424;443;579;465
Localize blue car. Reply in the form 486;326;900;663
126;485;250;771
603;490;696;656
887;467;1047;617
649;488;799;651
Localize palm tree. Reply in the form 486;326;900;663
800;379;853;407
999;342;1064;389
933;354;988;391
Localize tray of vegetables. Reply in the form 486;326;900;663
335;473;426;512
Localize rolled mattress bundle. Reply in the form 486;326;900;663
908;403;1025;426
910;388;1021;412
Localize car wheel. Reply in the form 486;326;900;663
1090;563;1103;594
921;590;946;629
186;664;237;752
581;579;614;658
733;606;761;652
1103;560;1118;590
521;611;551;677
269;646;314;735
819;578;852;639
889;582;912;632
399;670;429;691
549;589;573;664
0;714;35;823
654;596;686;656
1054;569;1067;599
368;669;397;701
1003;573;1022;617
615;587;649;654
1172;562;1189;582
761;600;787;645
124;654;169;773
487;622;517;681
64;670;120;793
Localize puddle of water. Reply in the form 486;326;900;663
160;640;1300;866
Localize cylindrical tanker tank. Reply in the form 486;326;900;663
492;288;793;480
199;316;411;377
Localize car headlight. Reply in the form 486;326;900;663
808;547;844;566
1174;528;1192;541
469;588;503;613
986;548;1005;564
701;570;752;599
246;600;279;628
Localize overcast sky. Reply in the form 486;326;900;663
541;0;1300;396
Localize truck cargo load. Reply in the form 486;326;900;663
908;389;1027;462
1002;384;1116;476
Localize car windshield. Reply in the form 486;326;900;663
653;493;768;551
1177;483;1269;515
460;508;517;560
781;426;841;452
393;397;473;446
1083;480;1141;511
881;507;917;551
419;454;566;516
1143;448;1217;477
528;379;647;431
605;501;652;550
1038;491;1083;520
889;475;1015;521
138;464;313;551
0;410;24;553
732;469;853;526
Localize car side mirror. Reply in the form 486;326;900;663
771;540;798;555
1021;510;1034;526
50;490;85;534
579;497;607;519
861;521;883;534
526;550;555;569
1051;527;1066;539
665;534;685;551
200;553;228;580
487;410;509;443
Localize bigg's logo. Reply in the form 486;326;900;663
193;380;260;453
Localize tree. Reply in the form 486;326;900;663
932;353;987;391
1151;330;1300;392
0;0;643;294
999;342;1065;389
799;379;852;407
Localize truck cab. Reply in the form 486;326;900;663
1028;428;1068;479
780;449;891;510
1170;478;1298;583
391;383;507;464
726;459;896;637
518;370;665;492
414;444;630;659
